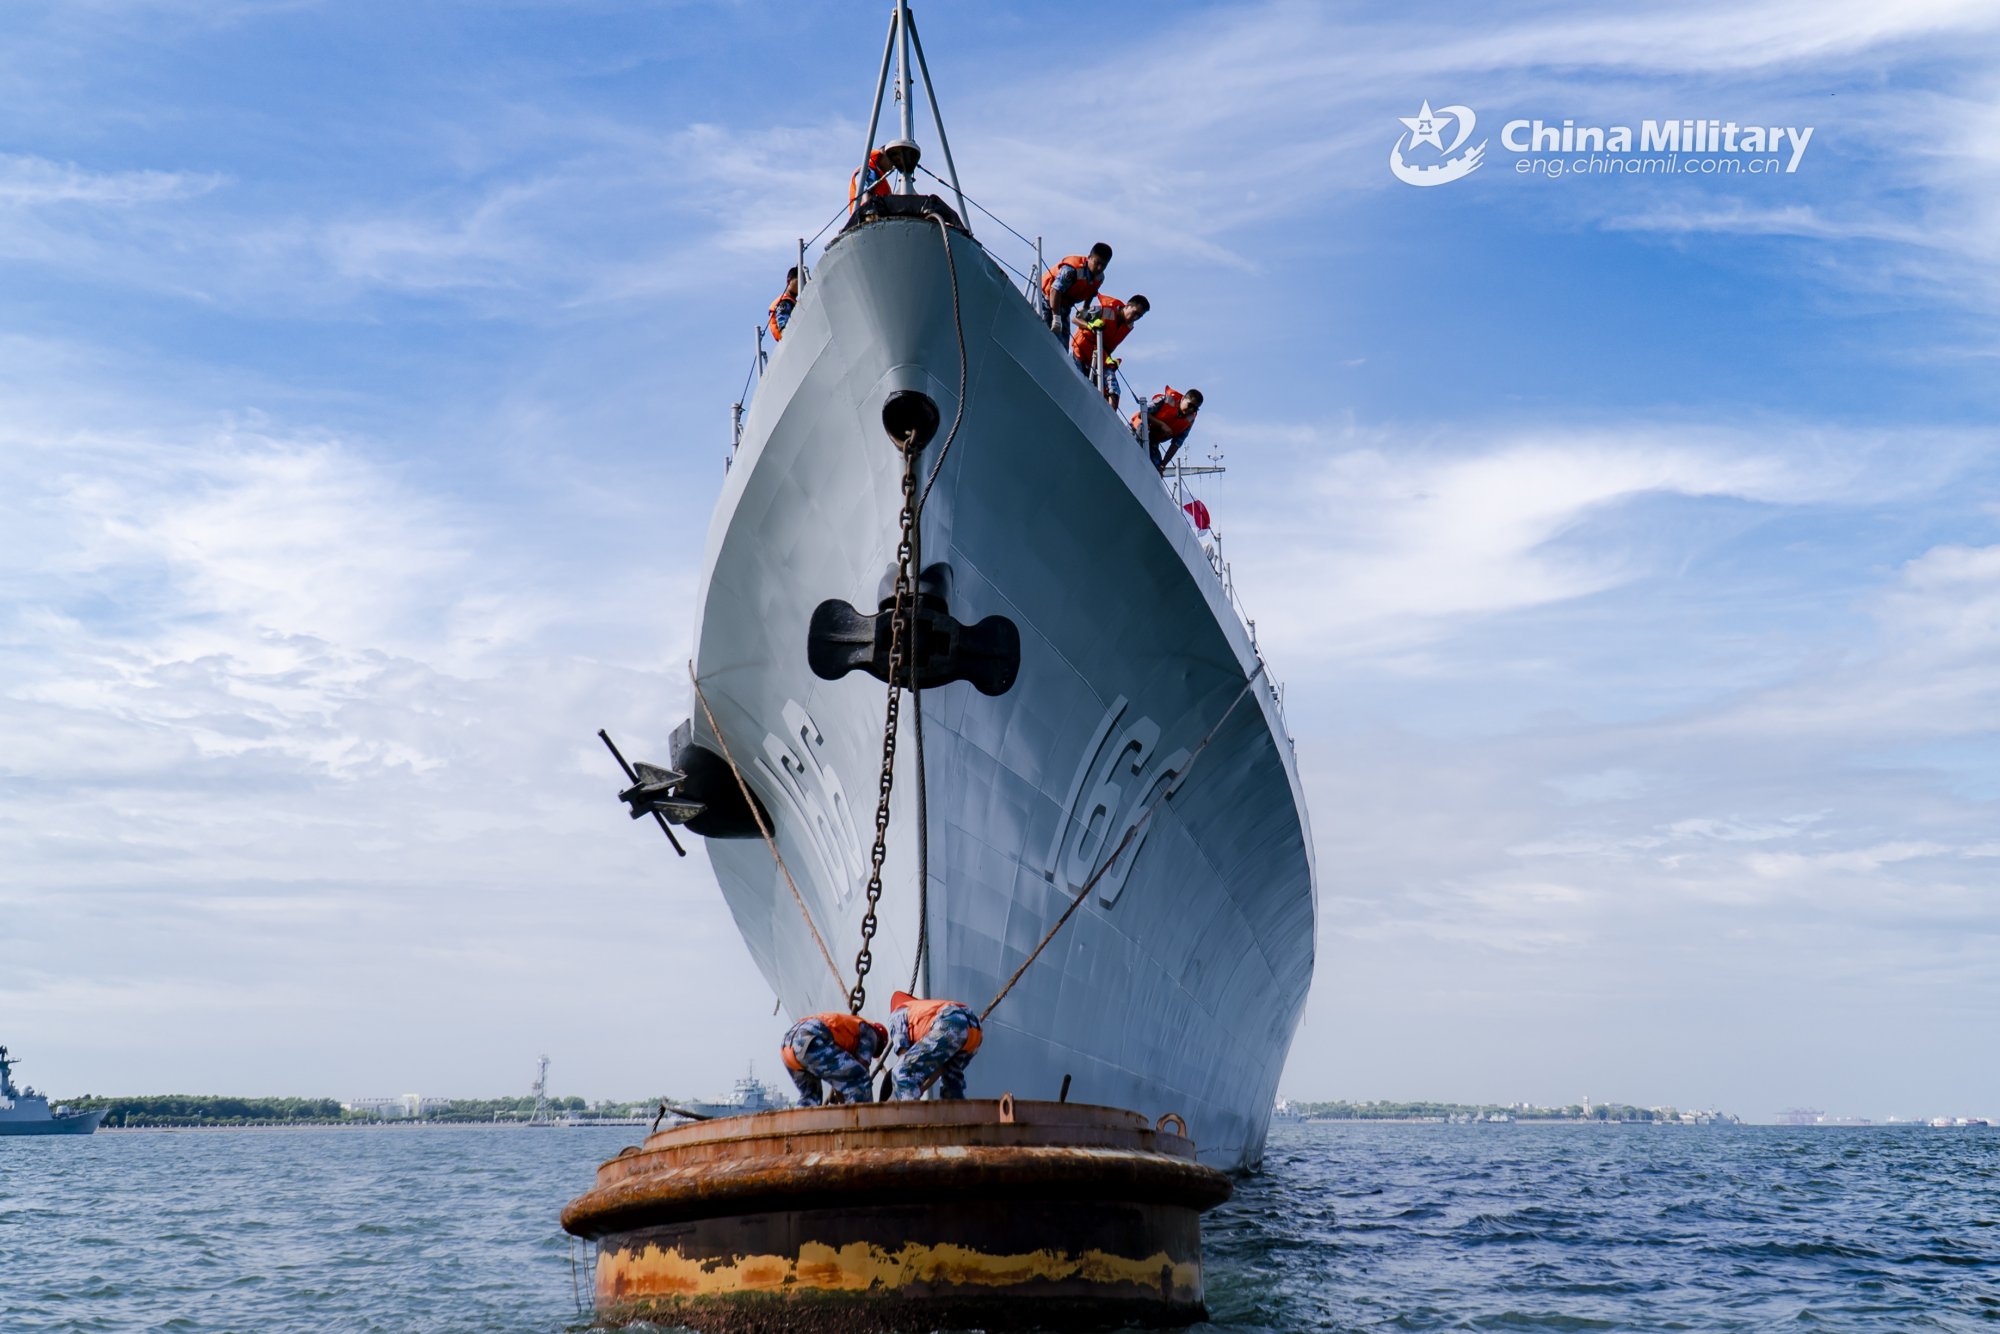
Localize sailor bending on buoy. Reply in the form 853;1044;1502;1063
888;991;983;1100
780;1012;887;1106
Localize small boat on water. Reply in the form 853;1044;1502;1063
0;1043;105;1136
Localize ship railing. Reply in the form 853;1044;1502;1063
727;198;854;472
1157;449;1292;747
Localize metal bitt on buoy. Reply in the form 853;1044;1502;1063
560;1097;1233;1333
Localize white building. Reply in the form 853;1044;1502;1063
343;1094;446;1119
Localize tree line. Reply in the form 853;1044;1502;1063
68;1094;645;1127
1291;1100;1675;1122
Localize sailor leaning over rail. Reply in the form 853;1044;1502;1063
887;991;983;1101
780;1012;887;1106
1039;242;1112;340
767;266;799;342
1070;293;1148;396
1132;386;1204;473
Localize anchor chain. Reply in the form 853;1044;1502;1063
850;435;921;1013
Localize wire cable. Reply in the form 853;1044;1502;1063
917;164;1036;251
804;199;850;250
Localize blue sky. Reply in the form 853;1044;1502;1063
5;0;1998;1120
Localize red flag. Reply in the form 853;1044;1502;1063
1183;499;1211;532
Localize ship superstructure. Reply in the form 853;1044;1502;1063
623;4;1315;1169
0;1044;106;1136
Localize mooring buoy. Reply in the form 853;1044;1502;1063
560;1096;1233;1332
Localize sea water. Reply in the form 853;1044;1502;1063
4;1121;1995;1331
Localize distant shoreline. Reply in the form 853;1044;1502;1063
1297;1117;1717;1126
96;1120;652;1133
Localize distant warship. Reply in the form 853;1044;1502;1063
0;1044;105;1136
677;1068;791;1121
620;6;1315;1169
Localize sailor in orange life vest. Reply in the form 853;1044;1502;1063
1069;293;1149;380
1130;386;1204;473
887;991;983;1100
767;266;799;343
1039;242;1113;339
848;147;892;210
780;1012;888;1106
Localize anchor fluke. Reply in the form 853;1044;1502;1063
618;762;704;823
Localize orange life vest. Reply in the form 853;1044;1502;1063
781;1012;883;1071
1069;295;1137;365
1131;386;1198;442
1039;254;1103;308
768;292;794;342
891;992;983;1055
848;149;892;209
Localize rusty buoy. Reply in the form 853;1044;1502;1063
560;1096;1233;1333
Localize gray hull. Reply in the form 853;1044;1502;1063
689;210;1315;1168
0;1107;106;1135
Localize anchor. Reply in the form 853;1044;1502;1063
596;723;770;843
808;562;1019;697
615;761;705;825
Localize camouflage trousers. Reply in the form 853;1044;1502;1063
783;1019;872;1107
892;1005;980;1101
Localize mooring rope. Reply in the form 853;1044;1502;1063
981;663;1268;1022
688;662;851;999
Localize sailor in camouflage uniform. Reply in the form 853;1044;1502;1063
888;991;983;1100
780;1013;886;1106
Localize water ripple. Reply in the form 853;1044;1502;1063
4;1122;1997;1331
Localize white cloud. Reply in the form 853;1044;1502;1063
1747;841;1950;877
1677;538;2000;742
1417;0;2000;75
1227;423;1977;662
0;153;222;208
0;365;790;1097
1878;542;2000;653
